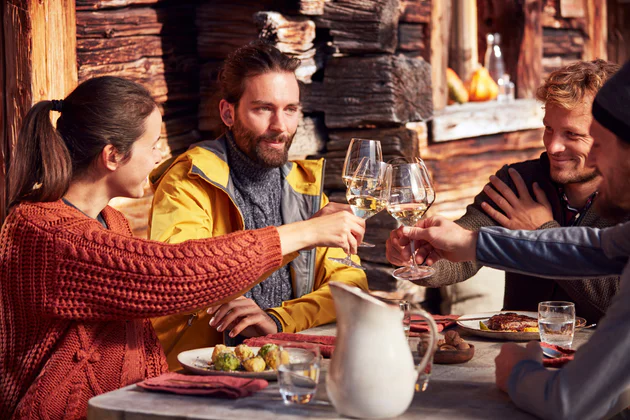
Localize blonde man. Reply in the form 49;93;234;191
394;59;621;322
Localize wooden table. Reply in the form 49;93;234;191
88;325;594;420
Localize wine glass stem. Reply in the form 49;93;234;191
410;241;419;270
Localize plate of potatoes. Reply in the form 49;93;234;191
178;343;289;380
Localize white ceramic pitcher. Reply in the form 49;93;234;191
326;282;437;419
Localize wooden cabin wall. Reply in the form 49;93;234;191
76;0;201;237
607;0;630;64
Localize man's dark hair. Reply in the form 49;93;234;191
218;41;301;106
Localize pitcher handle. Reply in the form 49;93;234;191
411;307;438;392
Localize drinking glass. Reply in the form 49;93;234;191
538;301;576;348
386;161;436;280
276;342;321;404
341;138;383;248
329;158;390;270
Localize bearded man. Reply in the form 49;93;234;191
148;42;367;369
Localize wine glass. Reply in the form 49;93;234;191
386;161;435;280
341;138;383;248
329;158;390;270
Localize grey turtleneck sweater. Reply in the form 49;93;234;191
225;132;293;312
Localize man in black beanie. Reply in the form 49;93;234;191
388;60;630;420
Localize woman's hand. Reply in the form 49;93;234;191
277;211;365;255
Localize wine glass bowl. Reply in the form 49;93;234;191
387;162;436;281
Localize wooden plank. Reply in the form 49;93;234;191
2;0;77;221
253;12;318;82
517;0;543;98
477;0;542;99
76;6;195;38
76;0;162;10
319;0;400;54
303;54;433;129
77;36;196;66
430;0;450;111
560;0;586;17
582;0;607;61
432;99;544;143
450;0;478;82
400;0;431;23
543;28;585;55
607;0;630;64
398;23;427;52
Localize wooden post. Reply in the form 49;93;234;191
431;0;451;111
2;0;77;220
450;0;478;81
607;0;630;64
583;0;607;61
517;0;542;98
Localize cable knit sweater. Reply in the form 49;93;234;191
0;201;282;420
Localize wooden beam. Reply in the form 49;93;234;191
517;0;543;98
582;0;607;61
477;0;542;99
430;0;450;111
607;0;630;64
2;0;77;220
450;0;479;82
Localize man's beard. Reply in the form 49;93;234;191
550;165;599;185
231;116;294;168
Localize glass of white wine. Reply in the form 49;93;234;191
387;161;436;280
329;158;390;270
341;138;383;248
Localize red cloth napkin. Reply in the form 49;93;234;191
136;372;268;398
410;314;458;334
541;342;576;368
243;333;336;358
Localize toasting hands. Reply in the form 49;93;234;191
386;216;478;267
481;168;553;230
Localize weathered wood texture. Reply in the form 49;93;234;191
400;0;431;23
0;4;6;222
477;0;543;99
2;0;77;221
430;0;450;111
543;27;584;56
607;0;630;64
254;12;318;82
318;0;400;54
303;54;433;129
449;0;478;82
432;99;544;143
421;128;545;220
582;0;607;61
76;1;201;236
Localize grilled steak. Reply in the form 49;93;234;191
487;313;538;331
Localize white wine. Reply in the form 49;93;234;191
348;196;387;219
387;203;428;226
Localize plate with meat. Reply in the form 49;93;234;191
457;311;586;341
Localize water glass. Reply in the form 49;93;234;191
276;342;321;404
538;301;576;348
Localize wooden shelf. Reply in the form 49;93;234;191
431;98;544;143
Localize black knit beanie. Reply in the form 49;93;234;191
592;60;630;144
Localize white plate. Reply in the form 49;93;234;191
178;346;277;380
457;311;586;341
457;311;539;341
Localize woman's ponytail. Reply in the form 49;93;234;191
8;101;72;208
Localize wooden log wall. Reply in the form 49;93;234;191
76;0;201;237
607;0;630;64
1;0;77;222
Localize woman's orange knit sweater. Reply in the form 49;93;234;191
0;201;283;419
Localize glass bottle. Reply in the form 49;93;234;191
484;33;505;84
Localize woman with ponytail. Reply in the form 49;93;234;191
0;76;365;420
